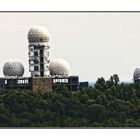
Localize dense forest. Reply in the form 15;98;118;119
0;74;140;127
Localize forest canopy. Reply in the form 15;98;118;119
0;74;140;127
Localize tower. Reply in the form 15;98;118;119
133;68;140;82
27;26;50;77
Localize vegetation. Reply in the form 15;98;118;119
0;74;140;127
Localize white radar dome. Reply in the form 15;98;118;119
3;61;24;77
28;25;50;43
49;58;70;76
133;68;140;80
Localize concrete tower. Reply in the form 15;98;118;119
27;26;50;77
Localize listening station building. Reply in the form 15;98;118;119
0;26;79;93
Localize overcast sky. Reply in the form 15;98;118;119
0;12;140;82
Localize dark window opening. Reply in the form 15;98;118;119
40;64;44;71
40;57;44;63
34;46;38;49
34;52;38;57
34;66;39;71
41;72;44;77
34;59;38;64
40;50;43;56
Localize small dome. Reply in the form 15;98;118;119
3;61;24;77
49;58;70;76
133;68;140;80
28;25;50;43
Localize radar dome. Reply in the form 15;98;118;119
28;25;50;43
49;58;70;76
133;68;140;80
3;61;24;77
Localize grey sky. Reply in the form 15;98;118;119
0;12;139;82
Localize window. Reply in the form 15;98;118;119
40;57;43;63
40;50;43;56
41;72;44;77
25;79;28;84
29;52;34;56
22;80;25;84
34;66;39;71
30;66;34;71
29;46;34;50
30;60;34;64
34;46;38;49
34;52;38;56
34;59;38;64
64;79;68;83
40;64;44;72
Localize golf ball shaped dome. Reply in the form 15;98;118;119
133;68;140;79
28;25;50;43
3;61;24;77
49;58;70;76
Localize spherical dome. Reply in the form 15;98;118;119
133;68;140;80
49;58;70;76
28;25;50;43
3;61;24;77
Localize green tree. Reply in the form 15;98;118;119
95;77;106;91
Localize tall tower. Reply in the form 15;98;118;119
27;26;50;77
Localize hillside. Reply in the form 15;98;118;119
0;74;139;127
